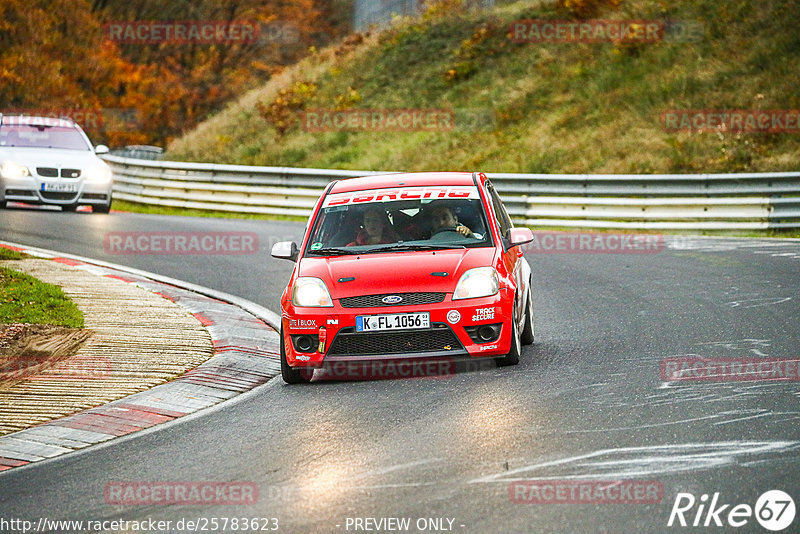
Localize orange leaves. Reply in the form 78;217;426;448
555;0;624;18
1;0;338;147
257;81;318;137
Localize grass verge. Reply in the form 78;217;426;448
112;199;307;222
0;267;84;328
0;248;27;260
168;0;800;175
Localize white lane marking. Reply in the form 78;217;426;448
712;410;800;426
564;410;800;433
469;441;800;483
564;414;724;433
350;458;445;481
352;482;438;489
725;297;792;308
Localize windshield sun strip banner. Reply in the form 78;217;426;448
322;186;480;208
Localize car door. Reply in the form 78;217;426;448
485;180;531;325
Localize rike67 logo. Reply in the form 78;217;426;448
668;490;795;531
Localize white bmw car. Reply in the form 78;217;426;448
0;115;113;213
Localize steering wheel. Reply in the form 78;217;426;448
429;226;464;241
432;226;461;236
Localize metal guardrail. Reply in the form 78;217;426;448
109;145;164;160
103;154;800;230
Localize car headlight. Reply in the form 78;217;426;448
453;267;499;300
292;277;333;307
1;161;31;179
84;164;112;183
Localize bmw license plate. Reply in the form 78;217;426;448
41;182;78;193
356;312;430;332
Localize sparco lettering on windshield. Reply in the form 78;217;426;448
323;187;480;207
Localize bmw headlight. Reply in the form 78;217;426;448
84;164;112;183
292;277;333;307
453;267;499;300
1;161;31;179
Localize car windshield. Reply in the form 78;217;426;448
0;123;91;150
305;185;493;255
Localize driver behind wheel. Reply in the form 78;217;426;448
429;205;475;238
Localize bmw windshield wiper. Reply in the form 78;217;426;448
306;247;361;256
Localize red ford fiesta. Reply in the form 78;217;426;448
271;172;535;384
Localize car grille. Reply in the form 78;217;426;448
40;192;78;201
339;292;446;308
36;167;81;178
327;324;461;356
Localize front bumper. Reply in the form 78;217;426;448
2;176;112;206
282;290;513;367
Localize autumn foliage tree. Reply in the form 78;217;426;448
0;0;348;146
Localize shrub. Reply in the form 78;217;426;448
556;0;623;18
256;81;318;136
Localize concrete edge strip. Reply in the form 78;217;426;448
0;240;282;473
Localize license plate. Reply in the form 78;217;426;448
356;312;430;332
41;182;78;193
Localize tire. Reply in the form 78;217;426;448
521;286;535;345
62;204;78;212
94;200;112;214
0;200;6;209
280;327;311;384
496;305;521;367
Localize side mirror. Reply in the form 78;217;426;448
271;241;299;262
508;227;535;247
95;144;110;155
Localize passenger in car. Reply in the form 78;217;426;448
347;209;400;246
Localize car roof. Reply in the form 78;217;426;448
0;115;76;128
329;172;481;194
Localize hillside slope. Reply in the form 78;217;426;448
168;0;800;174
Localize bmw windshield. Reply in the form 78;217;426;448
305;185;494;256
0;121;91;151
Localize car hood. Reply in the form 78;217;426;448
298;247;497;299
0;146;104;169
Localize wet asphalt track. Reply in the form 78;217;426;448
1;206;799;533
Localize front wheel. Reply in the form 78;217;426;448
94;199;112;214
496;306;521;367
521;286;534;345
280;327;311;384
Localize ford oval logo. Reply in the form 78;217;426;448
382;295;403;304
